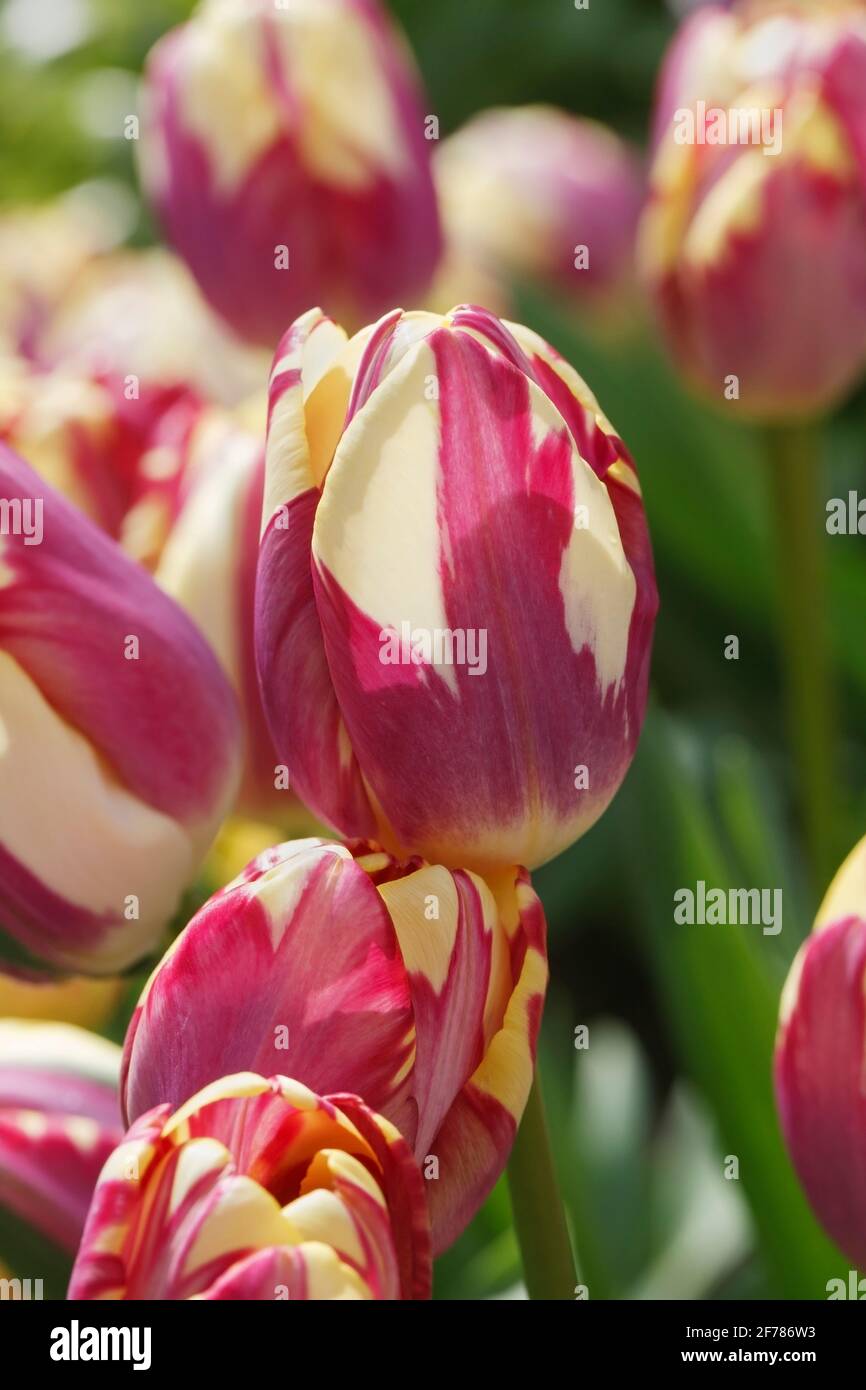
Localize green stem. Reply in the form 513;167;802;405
764;422;836;894
507;1069;576;1300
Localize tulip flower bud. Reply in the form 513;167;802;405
0;445;241;977
640;1;866;418
774;832;866;1269
432;106;643;323
70;1072;431;1300
256;305;657;872
0;1021;121;1260
139;0;442;347
121;837;547;1253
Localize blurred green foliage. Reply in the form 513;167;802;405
1;0;862;1300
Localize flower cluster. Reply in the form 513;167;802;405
59;282;655;1294
0;0;668;1301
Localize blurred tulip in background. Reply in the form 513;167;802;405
139;0;442;347
38;249;269;408
432;106;643;327
641;0;866;417
0;1021;121;1267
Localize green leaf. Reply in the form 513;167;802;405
622;706;847;1297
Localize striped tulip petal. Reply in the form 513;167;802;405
0;445;241;976
0;1021;122;1257
775;833;866;1269
256;306;657;872
0;353;304;827
69;1073;431;1300
121;838;547;1252
121;839;413;1123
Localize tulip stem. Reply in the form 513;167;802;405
507;1069;576;1300
765;421;837;894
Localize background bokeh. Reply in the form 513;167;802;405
2;0;862;1299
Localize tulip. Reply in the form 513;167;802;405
0;357;202;552
40;249;270;408
139;0;442;347
774;832;866;1269
120;837;547;1253
0;366;299;823
432;106;643;323
0;445;241;977
640;0;866;418
69;1072;431;1300
0;1021;121;1261
256;305;657;872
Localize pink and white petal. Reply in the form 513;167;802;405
67;1105;169;1299
649;6;733;150
198;1242;369;1300
311;324;639;869
121;842;412;1125
132;1154;297;1300
330;1091;432;1300
423;867;547;1253
504;318;633;479
0;652;213;975
0;447;240;829
376;864;505;1154
0;1107;120;1254
289;1148;399;1298
166;1075;373;1204
256;489;378;838
257;312;378;837
154;422;289;819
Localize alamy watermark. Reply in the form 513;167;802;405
674;880;782;935
827;491;866;534
827;1270;866;1299
50;1321;151;1371
379;622;488;676
674;102;783;157
0;497;43;545
0;1276;43;1299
